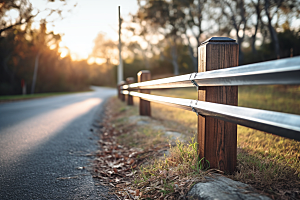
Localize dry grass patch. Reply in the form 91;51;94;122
132;138;212;199
233;148;300;199
238;127;300;176
96;85;300;199
144;86;300;199
94;97;211;199
117;125;167;150
111;97;169;150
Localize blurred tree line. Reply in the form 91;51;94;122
1;0;300;95
121;0;300;80
0;0;115;95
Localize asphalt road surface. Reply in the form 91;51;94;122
0;86;116;199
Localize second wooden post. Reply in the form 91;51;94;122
120;81;126;102
137;70;151;116
126;77;134;105
197;37;238;173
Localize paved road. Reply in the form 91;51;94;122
0;87;116;199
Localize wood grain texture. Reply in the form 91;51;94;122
197;38;238;173
137;71;151;116
126;77;134;106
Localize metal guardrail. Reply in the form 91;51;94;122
122;56;300;90
122;91;300;141
119;37;300;172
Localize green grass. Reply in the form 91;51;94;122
150;85;300;196
237;85;300;178
0;90;93;101
152;85;300;114
134;138;207;198
152;88;198;100
107;97;169;150
113;85;300;197
152;86;300;167
238;85;300;114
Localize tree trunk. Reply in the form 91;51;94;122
3;56;14;84
170;37;179;75
236;34;244;65
171;45;179;75
251;0;261;55
264;0;280;58
268;24;280;58
186;35;198;72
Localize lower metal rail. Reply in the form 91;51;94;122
122;91;300;141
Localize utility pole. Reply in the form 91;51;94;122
118;6;123;84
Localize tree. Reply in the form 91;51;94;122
0;0;67;35
212;0;249;63
131;0;208;73
249;0;262;55
0;0;35;35
90;33;118;86
91;33;118;65
262;0;300;59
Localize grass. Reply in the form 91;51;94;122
238;85;300;114
149;85;300;197
151;86;300;173
238;85;300;181
106;85;300;198
233;148;300;197
107;97;169;151
105;97;210;198
133;137;209;198
0;90;92;101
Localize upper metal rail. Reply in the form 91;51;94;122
122;56;300;90
122;91;300;141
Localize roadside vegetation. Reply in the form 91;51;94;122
94;85;300;199
0;90;93;102
95;97;214;199
152;85;300;174
152;85;300;198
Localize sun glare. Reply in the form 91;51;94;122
60;48;69;58
87;57;106;65
95;58;106;65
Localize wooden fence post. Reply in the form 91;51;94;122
126;77;134;105
198;37;239;173
137;70;151;116
120;81;126;102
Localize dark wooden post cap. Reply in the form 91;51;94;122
137;70;150;76
201;37;236;45
126;77;134;83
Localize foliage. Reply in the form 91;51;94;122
124;0;300;73
0;22;116;95
0;0;117;95
0;0;67;35
243;29;300;64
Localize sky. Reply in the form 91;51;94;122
30;0;139;60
